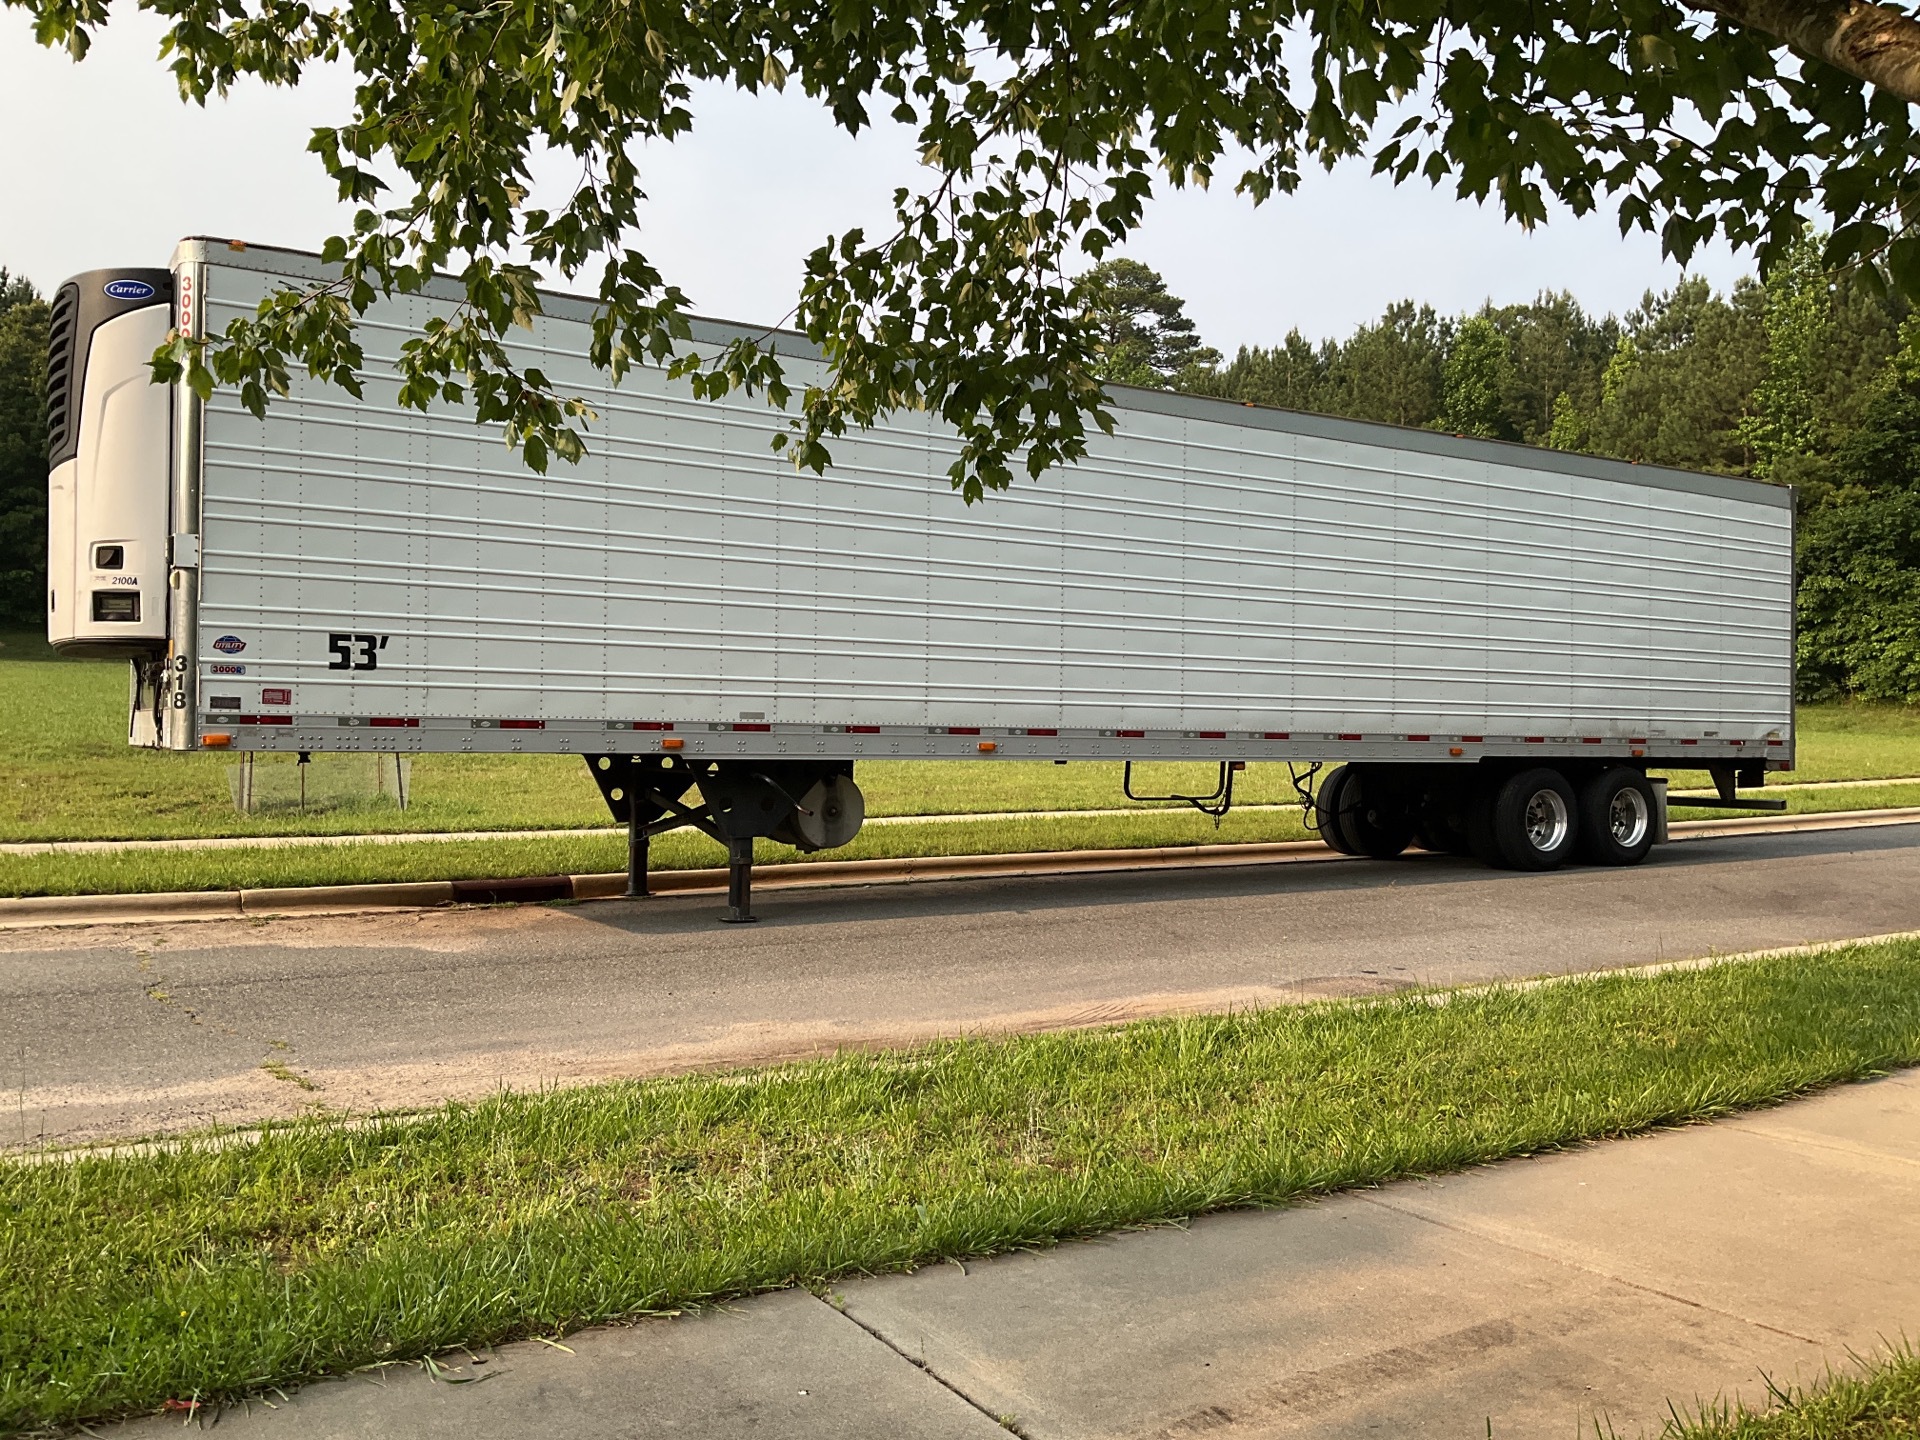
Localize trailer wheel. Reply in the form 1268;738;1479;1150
1413;815;1472;856
1482;768;1580;871
1575;768;1657;865
1334;767;1416;859
1313;765;1359;855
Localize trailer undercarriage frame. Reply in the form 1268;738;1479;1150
585;756;858;922
579;749;1786;923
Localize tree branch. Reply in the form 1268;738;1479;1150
1694;0;1920;104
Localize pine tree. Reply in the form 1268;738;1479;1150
1316;302;1448;429
1584;280;1767;474
1082;259;1220;388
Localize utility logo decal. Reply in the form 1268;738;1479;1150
103;279;157;301
213;635;246;655
210;663;247;675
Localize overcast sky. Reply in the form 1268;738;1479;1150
1;12;1753;354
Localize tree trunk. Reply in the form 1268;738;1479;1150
1695;0;1920;105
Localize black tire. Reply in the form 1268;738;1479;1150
1464;784;1504;866
1413;812;1472;856
1334;767;1416;860
1313;764;1359;855
1485;767;1580;871
1576;768;1657;866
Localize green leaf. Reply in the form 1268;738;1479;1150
1633;34;1677;72
1888;236;1920;303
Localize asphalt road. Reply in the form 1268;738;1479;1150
6;823;1919;1151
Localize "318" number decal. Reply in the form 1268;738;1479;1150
326;633;389;671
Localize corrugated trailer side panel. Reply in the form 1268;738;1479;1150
179;243;1793;763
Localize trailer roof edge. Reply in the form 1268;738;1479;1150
170;237;1794;512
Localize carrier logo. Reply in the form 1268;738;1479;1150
213;634;246;655
103;279;157;302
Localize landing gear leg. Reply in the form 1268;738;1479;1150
723;836;757;924
625;802;650;898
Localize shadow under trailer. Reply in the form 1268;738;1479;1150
47;240;1794;919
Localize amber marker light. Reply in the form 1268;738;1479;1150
202;733;232;748
978;741;998;752
661;737;685;750
1449;746;1465;756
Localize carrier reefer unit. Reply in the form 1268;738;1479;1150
49;239;1796;915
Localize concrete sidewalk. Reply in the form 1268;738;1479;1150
108;1069;1920;1439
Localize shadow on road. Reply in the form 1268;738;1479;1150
561;823;1920;937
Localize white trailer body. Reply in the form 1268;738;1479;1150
48;238;1795;897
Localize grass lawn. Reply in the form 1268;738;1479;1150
3;777;1920;898
1667;1345;1920;1438
6;629;1919;844
3;938;1918;1432
0;805;1316;897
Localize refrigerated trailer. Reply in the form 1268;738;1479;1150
47;239;1795;918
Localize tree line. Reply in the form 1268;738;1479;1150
0;272;47;633
2;255;1915;702
1093;250;1920;704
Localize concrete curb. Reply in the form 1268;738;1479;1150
0;890;245;925
6;807;1919;931
242;881;458;915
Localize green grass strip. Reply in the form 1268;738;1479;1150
1664;1343;1920;1437
6;780;1920;899
6;941;1920;1432
0;806;1315;898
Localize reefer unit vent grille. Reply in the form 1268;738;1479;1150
44;283;80;467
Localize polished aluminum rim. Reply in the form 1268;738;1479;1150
1608;785;1650;848
1523;788;1571;853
